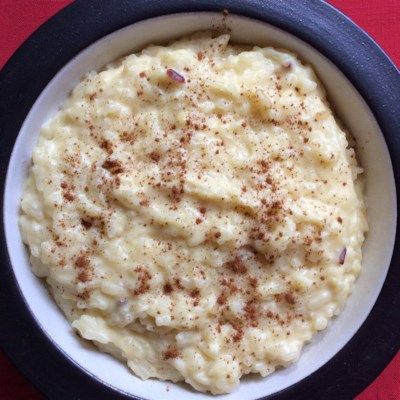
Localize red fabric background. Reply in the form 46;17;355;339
0;1;398;399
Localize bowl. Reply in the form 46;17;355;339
0;1;399;399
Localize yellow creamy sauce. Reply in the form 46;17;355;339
20;33;368;394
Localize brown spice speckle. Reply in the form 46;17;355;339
163;283;173;294
81;219;93;229
63;192;74;202
100;140;113;154
284;293;296;305
217;292;227;305
149;151;161;162
102;159;124;174
133;267;152;295
163;347;180;360
226;256;247;274
75;255;92;283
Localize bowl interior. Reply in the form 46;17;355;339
3;12;397;400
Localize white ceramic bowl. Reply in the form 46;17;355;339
2;11;397;400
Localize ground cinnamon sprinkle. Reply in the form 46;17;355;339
81;218;93;229
220;277;239;294
249;277;258;288
174;278;184;290
149;151;161;162
77;289;90;300
133;267;152;295
75;255;92;283
100;139;113;154
120;131;135;143
61;182;75;201
266;311;274;318
189;288;200;306
102;159;124;174
77;269;92;283
230;319;244;342
232;329;243;342
226;256;247;274
258;159;269;172
163;282;173;294
163;347;180;360
63;192;74;202
217;292;227;305
244;300;258;327
282;292;296;305
171;185;183;202
189;288;200;298
75;254;89;269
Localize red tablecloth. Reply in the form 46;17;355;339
0;1;399;399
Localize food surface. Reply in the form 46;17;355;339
19;33;368;394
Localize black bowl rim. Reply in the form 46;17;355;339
0;1;399;399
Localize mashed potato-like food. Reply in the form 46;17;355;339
20;33;368;394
